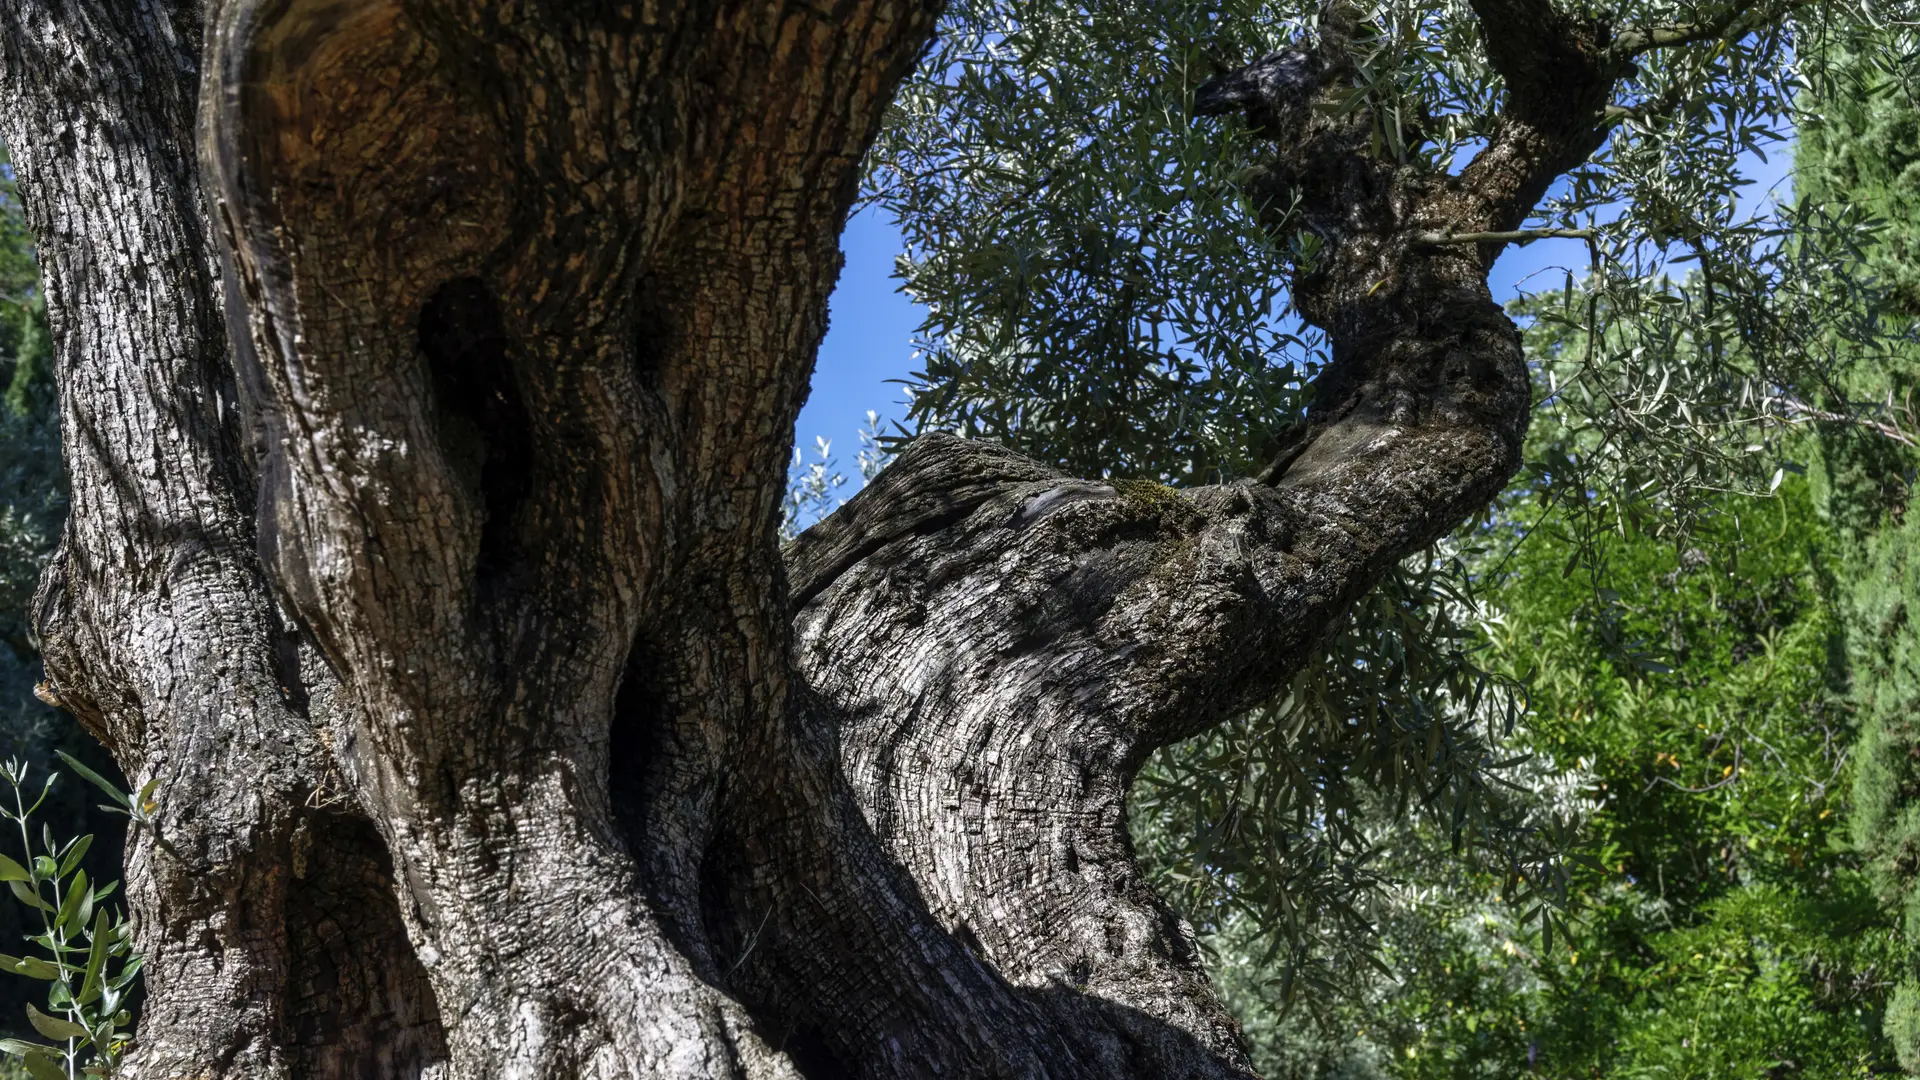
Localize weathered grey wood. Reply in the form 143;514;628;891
0;0;1660;1075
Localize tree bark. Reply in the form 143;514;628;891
0;0;1673;1076
0;3;446;1076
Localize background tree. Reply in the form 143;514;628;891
0;0;1911;1078
0;150;66;761
1797;26;1920;1073
1197;461;1893;1078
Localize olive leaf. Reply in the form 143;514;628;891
77;909;108;1007
8;881;51;914
55;869;87;935
27;1003;87;1041
0;955;61;981
21;1052;64;1080
57;835;92;879
53;753;126;809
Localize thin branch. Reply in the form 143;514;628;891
1767;394;1919;446
1414;228;1595;246
1611;0;1810;58
1602;80;1692;130
1614;1;1760;55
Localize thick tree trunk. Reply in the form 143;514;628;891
0;0;1642;1076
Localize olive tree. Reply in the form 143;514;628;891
0;0;1900;1077
871;0;1914;996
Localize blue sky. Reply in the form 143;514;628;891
795;145;1799;483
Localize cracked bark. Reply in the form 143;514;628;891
0;0;1723;1075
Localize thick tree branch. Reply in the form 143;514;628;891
789;247;1528;1071
757;13;1616;1059
1465;0;1607;109
1447;3;1618;234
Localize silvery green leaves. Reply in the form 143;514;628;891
873;0;1920;523
1517;12;1920;549
782;413;896;540
866;0;1315;485
0;760;139;1077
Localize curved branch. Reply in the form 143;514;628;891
788;256;1528;1073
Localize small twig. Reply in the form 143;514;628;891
1614;5;1756;55
1414;228;1595;247
1603;81;1693;130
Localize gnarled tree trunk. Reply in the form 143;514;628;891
0;0;1653;1075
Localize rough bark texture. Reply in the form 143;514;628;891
0;0;1692;1076
0;4;443;1076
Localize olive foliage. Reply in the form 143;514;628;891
1215;476;1892;1078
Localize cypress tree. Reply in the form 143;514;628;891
1802;35;1920;1072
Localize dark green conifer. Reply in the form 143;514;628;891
1801;35;1920;1072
